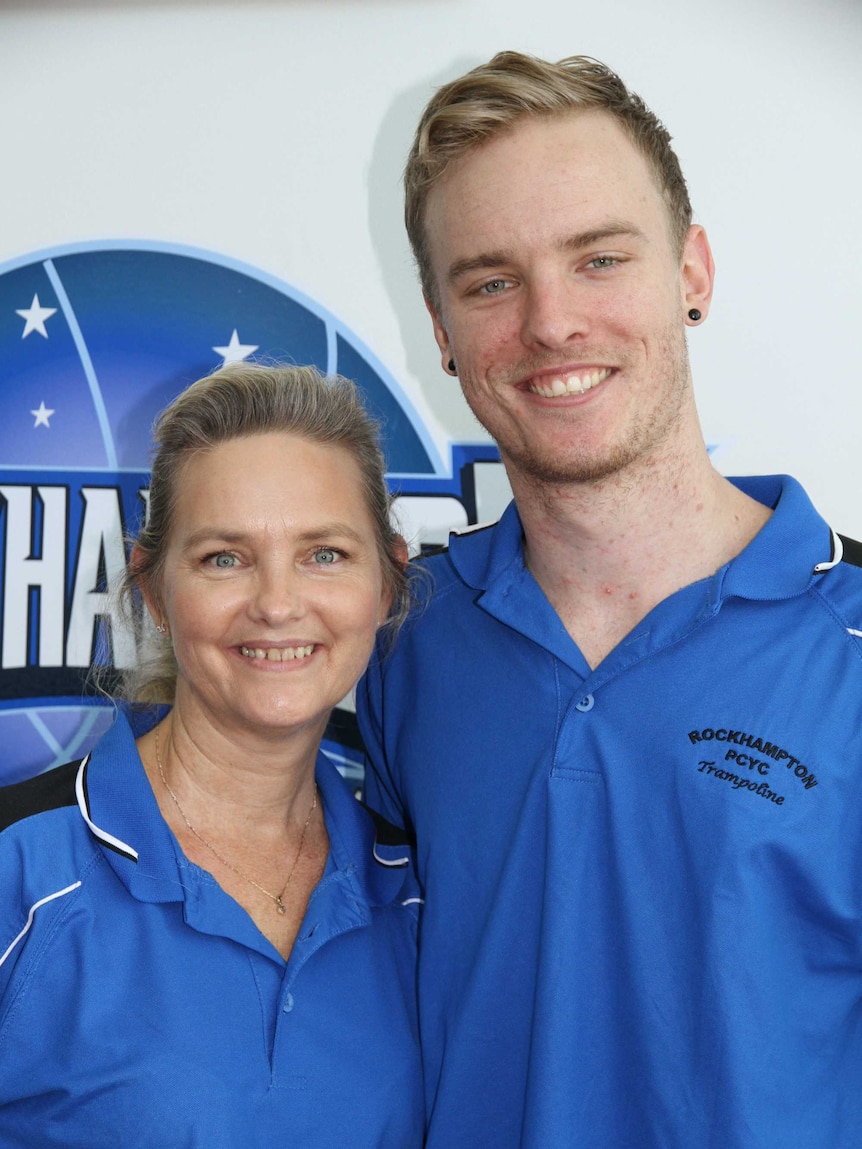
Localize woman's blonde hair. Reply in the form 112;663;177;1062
122;363;407;704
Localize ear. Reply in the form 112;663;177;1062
680;225;715;324
392;533;409;570
131;544;163;629
424;292;456;375
378;535;409;625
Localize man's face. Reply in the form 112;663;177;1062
423;110;712;486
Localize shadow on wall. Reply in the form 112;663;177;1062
367;56;486;443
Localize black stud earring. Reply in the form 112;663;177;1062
448;358;457;375
688;309;702;322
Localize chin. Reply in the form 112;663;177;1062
514;447;635;486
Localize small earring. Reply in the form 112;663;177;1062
688;308;702;322
156;621;168;635
447;358;457;375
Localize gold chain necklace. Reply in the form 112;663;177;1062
154;724;317;915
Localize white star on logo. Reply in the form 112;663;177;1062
16;294;58;339
213;329;259;365
31;401;55;428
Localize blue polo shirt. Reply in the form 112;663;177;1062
358;474;862;1149
0;710;423;1148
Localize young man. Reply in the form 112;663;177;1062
358;52;862;1148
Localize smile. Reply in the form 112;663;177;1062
527;367;612;398
239;644;315;662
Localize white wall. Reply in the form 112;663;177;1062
2;0;861;531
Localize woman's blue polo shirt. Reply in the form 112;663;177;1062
0;709;423;1147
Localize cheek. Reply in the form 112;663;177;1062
169;618;216;672
337;586;388;644
588;284;647;331
166;583;237;648
450;304;515;361
458;331;521;392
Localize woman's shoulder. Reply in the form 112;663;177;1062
0;758;102;905
0;761;101;1003
0;759;82;833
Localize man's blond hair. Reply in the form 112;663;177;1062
405;51;692;306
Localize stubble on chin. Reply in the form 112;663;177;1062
491;328;693;491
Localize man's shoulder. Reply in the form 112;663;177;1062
410;517;512;595
813;531;862;630
417;518;500;567
836;533;862;571
400;525;499;638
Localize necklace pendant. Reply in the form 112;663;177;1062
275;896;286;915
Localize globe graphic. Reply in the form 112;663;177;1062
0;241;441;787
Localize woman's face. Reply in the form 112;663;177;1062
150;431;390;742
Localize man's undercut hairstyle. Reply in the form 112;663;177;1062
122;363;408;703
405;50;693;307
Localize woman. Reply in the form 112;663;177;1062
0;365;423;1147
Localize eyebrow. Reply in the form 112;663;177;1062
179;522;371;550
561;222;646;251
445;221;646;285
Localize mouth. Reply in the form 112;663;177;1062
526;367;613;399
239;644;315;663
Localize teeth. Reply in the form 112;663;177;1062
528;367;612;398
240;644;314;662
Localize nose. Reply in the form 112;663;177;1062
249;564;306;626
520;273;588;351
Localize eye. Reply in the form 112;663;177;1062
478;278;511;296
207;552;238;569
312;547;343;566
587;256;620;270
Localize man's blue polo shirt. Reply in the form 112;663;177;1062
0;710;423;1148
358;474;862;1149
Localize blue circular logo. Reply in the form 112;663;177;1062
0;241;498;787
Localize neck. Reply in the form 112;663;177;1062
141;701;328;961
508;441;771;668
144;699;321;838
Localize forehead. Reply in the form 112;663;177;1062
424;109;671;282
171;432;374;536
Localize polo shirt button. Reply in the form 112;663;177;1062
575;694;595;713
283;993;295;1014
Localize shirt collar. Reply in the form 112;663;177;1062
448;475;834;605
442;475;836;678
77;705;185;904
79;707;417;913
448;500;524;591
315;751;418;911
717;475;834;601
